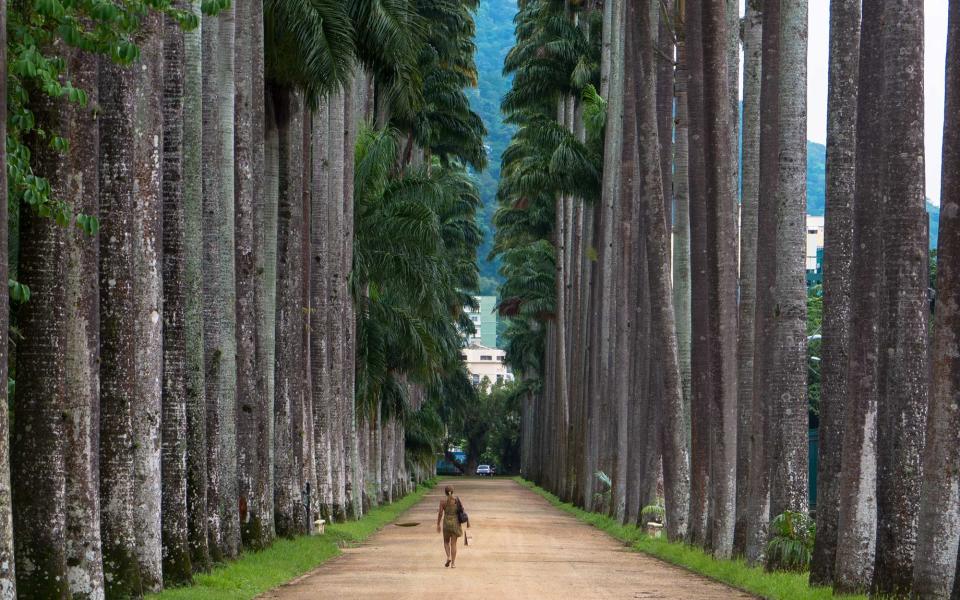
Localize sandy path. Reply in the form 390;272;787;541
260;479;755;599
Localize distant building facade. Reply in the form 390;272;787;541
806;215;825;286
462;343;514;389
464;295;498;348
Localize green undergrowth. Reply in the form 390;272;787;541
150;479;437;600
515;478;868;600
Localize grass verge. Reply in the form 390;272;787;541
150;479;437;600
515;478;868;600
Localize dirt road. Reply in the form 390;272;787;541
261;478;755;599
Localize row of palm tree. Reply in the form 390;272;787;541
0;0;485;597
497;0;960;597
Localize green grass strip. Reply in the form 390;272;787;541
150;479;437;600
515;477;868;600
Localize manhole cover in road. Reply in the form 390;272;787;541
395;522;421;527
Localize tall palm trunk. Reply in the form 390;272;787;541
300;112;319;525
596;0;625;511
181;2;209;571
912;6;960;596
553;96;570;507
672;5;692;441
0;3;14;593
872;1;929;594
202;5;240;560
702;0;740;559
809;0;859;585
343;71;363;520
326;88;348;521
162;6;195;583
310;98;335;521
13;51;105;596
733;0;762;558
833;1;885;591
744;0;780;565
13;149;71;598
59;49;105;600
613;15;638;522
767;0;809;541
97;14;166;593
632;0;690;541
273;85;308;537
234;0;272;550
129;16;166;590
251;0;275;547
684;0;711;547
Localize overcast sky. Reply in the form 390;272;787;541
803;0;949;205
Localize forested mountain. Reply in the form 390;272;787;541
471;7;937;295
470;0;517;293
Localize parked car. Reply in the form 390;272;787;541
476;464;493;476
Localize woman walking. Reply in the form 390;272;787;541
437;485;469;567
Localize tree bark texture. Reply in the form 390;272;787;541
202;5;240;560
767;0;809;533
182;0;210;572
744;0;780;565
912;6;960;596
326;88;348;522
684;0;711;548
809;0;859;585
873;1;929;594
130;15;165;591
162;6;194;584
632;0;690;541
833;0;885;591
60;47;105;600
273;86;309;537
733;0;762;558
310;97;335;521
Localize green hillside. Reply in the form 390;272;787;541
470;0;517;294
471;5;938;293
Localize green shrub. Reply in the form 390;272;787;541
765;510;816;572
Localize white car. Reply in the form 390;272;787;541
476;464;493;476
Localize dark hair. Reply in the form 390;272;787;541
444;485;454;496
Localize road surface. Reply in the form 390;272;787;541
261;478;755;599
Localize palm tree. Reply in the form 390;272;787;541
12;66;84;599
180;0;209;571
201;4;240;560
702;0;740;560
630;0;689;541
810;0;859;585
912;7;960;595
234;0;272;551
310;97;336;520
734;0;762;558
833;0;885;591
272;86;309;537
672;0;692;464
262;0;354;524
684;0;711;548
872;0;929;593
162;3;195;582
767;0;809;554
744;0;780;565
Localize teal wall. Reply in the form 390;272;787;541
476;296;498;348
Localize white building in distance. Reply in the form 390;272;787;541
462;343;514;389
